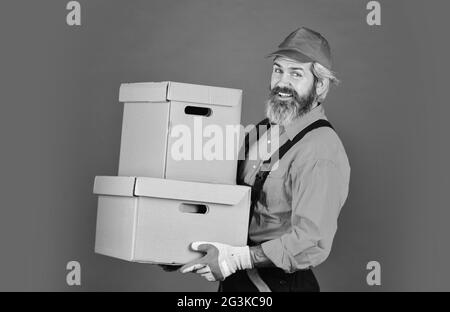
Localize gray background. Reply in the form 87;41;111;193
0;0;448;291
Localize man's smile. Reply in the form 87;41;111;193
276;91;293;99
271;87;296;101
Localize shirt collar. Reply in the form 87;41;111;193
282;104;327;141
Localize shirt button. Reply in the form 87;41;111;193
267;140;271;144
252;165;257;169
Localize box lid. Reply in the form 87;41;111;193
93;176;136;197
93;176;249;206
134;177;249;205
119;81;242;107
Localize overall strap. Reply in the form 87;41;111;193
249;119;334;229
237;118;271;183
245;118;271;158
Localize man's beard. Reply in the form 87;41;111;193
265;83;317;126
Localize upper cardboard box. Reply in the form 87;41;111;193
119;81;242;107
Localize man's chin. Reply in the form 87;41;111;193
266;99;315;126
266;102;295;126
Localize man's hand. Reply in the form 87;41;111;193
179;241;253;281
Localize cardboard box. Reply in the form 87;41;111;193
118;81;243;184
93;176;251;264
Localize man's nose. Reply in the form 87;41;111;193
275;80;292;89
275;74;292;89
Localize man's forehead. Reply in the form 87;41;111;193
273;56;311;69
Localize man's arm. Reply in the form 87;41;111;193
249;245;275;268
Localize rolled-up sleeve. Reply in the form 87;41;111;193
261;158;348;273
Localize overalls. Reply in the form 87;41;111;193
219;116;334;292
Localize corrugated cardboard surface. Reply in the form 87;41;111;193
167;81;242;107
134;177;249;205
118;101;170;178
93;176;136;196
119;81;242;106
117;81;242;184
119;82;169;103
94;176;251;264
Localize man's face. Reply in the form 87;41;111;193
266;57;317;126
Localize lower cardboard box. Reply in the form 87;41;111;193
93;176;251;265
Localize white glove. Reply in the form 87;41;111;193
180;241;253;281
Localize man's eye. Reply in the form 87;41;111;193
274;68;282;73
292;72;302;78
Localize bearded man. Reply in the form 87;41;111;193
180;27;351;292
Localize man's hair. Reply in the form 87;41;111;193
311;62;340;102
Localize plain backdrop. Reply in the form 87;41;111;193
0;0;449;291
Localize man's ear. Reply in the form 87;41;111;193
315;78;329;100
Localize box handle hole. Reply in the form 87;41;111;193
179;203;209;214
184;106;212;117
